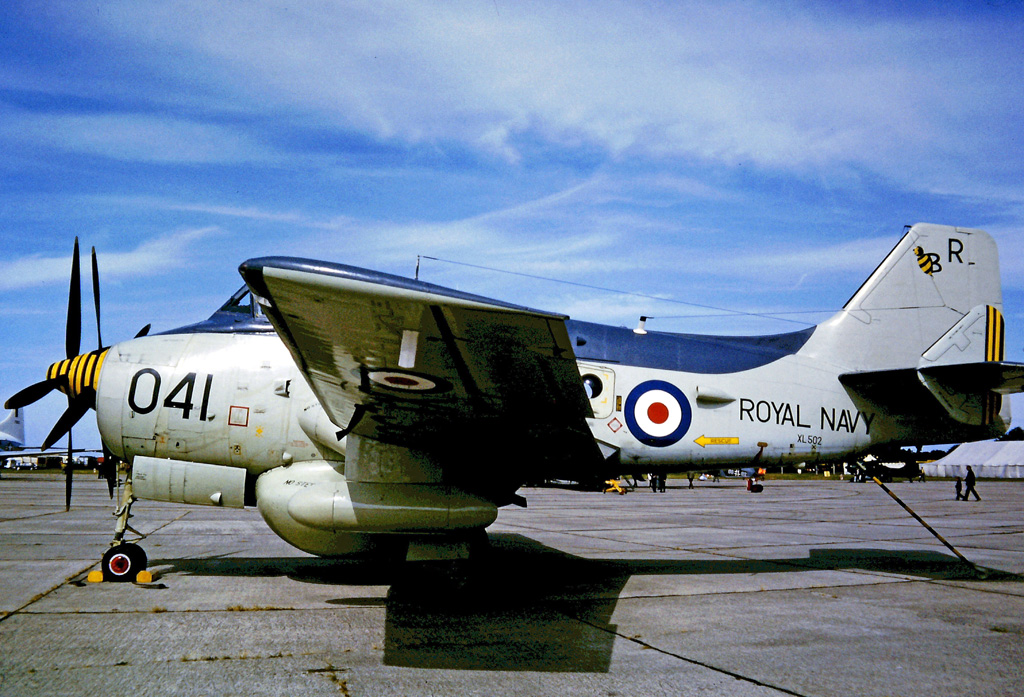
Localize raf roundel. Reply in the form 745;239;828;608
365;369;450;393
623;380;692;447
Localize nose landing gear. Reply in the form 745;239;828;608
91;472;151;583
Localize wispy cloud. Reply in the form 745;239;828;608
0;227;218;290
88;195;349;228
715;236;896;278
1;109;272;165
48;1;1021;189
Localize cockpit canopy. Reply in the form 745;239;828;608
161;286;274;335
218;286;267;319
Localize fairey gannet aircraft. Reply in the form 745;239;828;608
7;224;1024;581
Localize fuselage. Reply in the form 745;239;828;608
94;318;885;478
566;319;875;468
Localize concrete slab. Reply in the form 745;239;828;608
1;472;1022;697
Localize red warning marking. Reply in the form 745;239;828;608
228;405;249;427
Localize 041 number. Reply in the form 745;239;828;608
128;369;214;421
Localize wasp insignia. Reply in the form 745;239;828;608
913;246;941;275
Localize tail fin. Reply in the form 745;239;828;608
807;223;1002;371
0;408;26;447
809;223;1021;436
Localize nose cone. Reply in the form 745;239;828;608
47;348;108;405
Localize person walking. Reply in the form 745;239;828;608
954;477;964;501
963;465;981;501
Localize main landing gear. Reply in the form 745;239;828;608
91;473;150;583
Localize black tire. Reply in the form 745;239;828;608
102;543;148;583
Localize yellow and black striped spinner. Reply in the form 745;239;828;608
47;348;108;403
985;305;1005;362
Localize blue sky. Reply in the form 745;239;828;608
2;0;1023;448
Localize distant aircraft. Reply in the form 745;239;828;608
7;224;1024;581
0;408;25;451
0;408;28;469
0;405;98;471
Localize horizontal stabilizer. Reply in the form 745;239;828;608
836;367;1003;441
918;361;1024;396
916;369;1006;426
912;305;1014;425
839;303;1019;430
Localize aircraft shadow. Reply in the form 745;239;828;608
150;533;1012;673
151;554;398;586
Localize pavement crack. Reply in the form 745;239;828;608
10;651;310;673
308;663;352;694
0;511;191;624
0;559;99;624
564;610;811;697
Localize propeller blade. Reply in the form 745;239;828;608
41;398;90;451
66;238;82;360
66;428;73;511
135;324;152;338
5;376;63;409
91;246;103;349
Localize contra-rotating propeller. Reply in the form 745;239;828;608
4;239;145;508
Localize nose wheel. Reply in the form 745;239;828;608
101;542;148;582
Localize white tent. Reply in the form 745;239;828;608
922;441;1024;479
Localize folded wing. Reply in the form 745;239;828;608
239;258;600;470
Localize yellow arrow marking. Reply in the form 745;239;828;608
694;435;739;448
